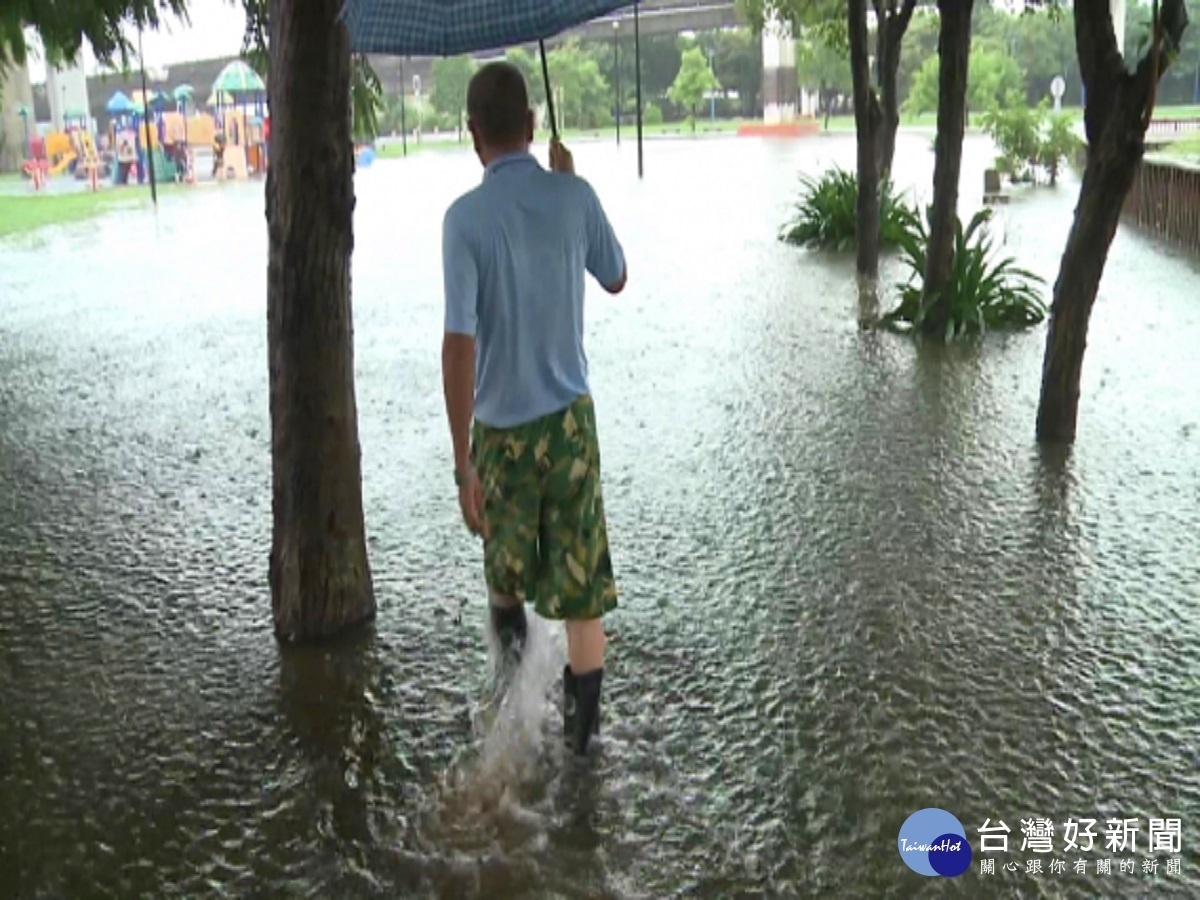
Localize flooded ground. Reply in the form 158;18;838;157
1;132;1198;899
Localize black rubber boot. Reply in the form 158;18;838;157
563;666;602;755
490;604;527;662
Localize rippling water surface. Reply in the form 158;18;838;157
1;133;1199;898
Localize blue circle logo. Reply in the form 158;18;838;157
898;808;972;877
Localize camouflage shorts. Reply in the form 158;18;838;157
471;395;618;621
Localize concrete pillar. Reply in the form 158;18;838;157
46;61;89;131
1112;0;1126;57
761;16;797;124
0;60;35;171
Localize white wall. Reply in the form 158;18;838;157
46;61;90;131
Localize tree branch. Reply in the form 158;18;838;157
1074;2;1123;95
1132;0;1189;117
1074;1;1126;144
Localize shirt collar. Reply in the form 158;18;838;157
484;150;539;179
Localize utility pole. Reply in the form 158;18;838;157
634;1;643;178
400;58;408;156
613;20;621;146
137;24;158;206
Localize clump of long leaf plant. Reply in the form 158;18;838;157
883;206;1047;340
780;167;920;252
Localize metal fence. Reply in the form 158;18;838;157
1122;157;1200;257
1145;118;1200;137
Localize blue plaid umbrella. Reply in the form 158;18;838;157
342;0;628;57
341;0;632;136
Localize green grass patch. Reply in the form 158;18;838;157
0;186;176;238
372;118;745;159
822;112;941;133
1155;104;1200;120
818;104;1198;136
541;118;744;140
1164;135;1200;160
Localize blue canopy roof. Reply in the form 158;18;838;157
341;0;629;57
106;91;135;114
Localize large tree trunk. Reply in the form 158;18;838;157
849;0;881;282
921;0;975;334
267;0;375;640
1037;0;1189;442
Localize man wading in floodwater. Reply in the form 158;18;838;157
440;62;628;755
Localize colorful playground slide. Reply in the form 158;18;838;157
48;152;76;176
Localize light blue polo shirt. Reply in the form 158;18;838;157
442;151;626;429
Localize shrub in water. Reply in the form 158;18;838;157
1038;112;1083;186
981;94;1083;187
780;167;920;252
883;207;1047;340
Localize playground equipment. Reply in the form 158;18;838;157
107;92;138;185
21;156;48;189
45;131;76;176
208;61;269;180
104;89;176;186
76;132;105;189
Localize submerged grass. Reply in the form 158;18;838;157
0;186;174;238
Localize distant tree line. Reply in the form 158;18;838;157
377;29;764;136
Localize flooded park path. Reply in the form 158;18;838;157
1;133;1198;897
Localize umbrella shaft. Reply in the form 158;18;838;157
539;40;557;140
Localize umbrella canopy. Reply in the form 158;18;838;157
106;91;135;115
207;90;236;108
341;0;628;57
212;60;266;95
129;89;167;114
173;84;195;102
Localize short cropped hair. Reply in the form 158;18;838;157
467;61;530;145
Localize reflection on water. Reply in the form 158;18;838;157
1;133;1199;898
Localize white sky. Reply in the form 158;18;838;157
29;0;248;83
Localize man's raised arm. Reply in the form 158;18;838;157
585;185;627;295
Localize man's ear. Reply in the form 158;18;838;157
468;119;483;160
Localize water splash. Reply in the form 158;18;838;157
471;610;565;789
404;611;567;870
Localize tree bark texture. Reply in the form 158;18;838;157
850;0;881;281
267;0;376;640
1037;0;1189;442
921;0;974;334
874;0;916;180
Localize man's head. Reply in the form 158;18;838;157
467;61;534;165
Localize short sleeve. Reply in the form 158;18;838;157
583;183;625;289
442;208;478;336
